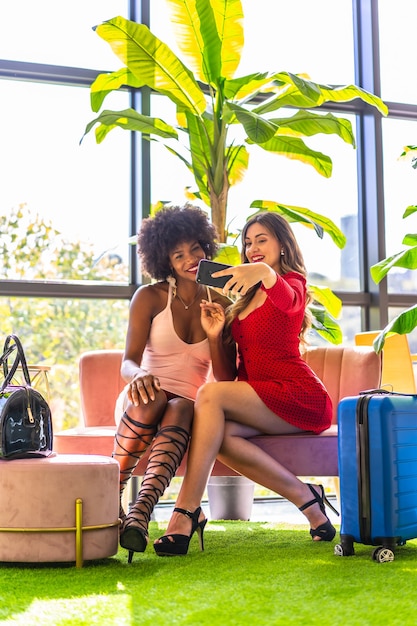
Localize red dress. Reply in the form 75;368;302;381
231;272;332;434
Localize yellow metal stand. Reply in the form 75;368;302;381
0;498;120;568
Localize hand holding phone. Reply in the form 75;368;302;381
196;259;233;289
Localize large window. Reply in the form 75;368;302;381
378;0;417;105
0;80;131;283
381;117;417;294
0;0;128;69
1;0;417;421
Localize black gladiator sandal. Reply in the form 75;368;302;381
298;483;340;542
120;424;189;563
112;412;157;523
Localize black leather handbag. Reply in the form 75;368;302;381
0;334;53;459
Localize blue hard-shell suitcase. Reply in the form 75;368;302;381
335;391;417;562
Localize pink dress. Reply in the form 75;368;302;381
140;283;212;400
231;272;332;434
114;283;212;423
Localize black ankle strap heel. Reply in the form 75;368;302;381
154;506;207;556
299;484;339;542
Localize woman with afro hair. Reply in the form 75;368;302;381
113;204;235;562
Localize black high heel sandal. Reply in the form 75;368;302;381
120;521;149;563
153;506;207;556
298;483;339;542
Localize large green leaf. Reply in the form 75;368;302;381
324;88;387;114
166;0;222;84
214;244;242;265
185;108;230;198
185;111;213;197
249;200;346;249
403;205;417;218
257;90;325;113
373;305;417;353
370;247;417;283
186;112;213;168
251;72;323;111
308;284;342;319
81;109;178;144
309;304;343;344
403;233;417;246
95;16;207;115
250;201;322;238
313;82;388;115
90;68;145;113
269;110;355;147
278;72;322;102
226;102;279;143
210;0;244;80
223;72;273;100
248;135;333;177
254;73;388;116
213;119;230;193
226;144;249;185
166;0;243;84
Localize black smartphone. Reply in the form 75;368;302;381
196;259;233;289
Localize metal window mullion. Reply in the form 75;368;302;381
352;0;388;331
128;0;151;288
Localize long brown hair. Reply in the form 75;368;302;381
225;212;312;345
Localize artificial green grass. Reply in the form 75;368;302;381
1;520;417;625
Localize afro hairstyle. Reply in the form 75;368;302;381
137;204;219;281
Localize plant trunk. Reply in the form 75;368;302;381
209;173;229;243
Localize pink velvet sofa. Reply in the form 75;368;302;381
54;345;382;478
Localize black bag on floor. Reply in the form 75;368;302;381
0;334;53;459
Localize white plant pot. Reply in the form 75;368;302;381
207;475;255;521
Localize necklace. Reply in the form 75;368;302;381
175;287;202;310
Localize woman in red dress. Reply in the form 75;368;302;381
154;212;338;556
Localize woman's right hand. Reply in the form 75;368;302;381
128;373;161;406
200;300;226;339
213;262;276;295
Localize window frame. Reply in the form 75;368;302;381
0;0;415;333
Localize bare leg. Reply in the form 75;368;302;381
156;381;334;546
217;422;334;535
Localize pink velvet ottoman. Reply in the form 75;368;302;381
0;454;120;567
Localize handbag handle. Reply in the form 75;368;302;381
0;334;32;392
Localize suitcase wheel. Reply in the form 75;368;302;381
372;547;395;563
334;543;354;557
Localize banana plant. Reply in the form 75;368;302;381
371;146;417;353
82;0;388;343
82;1;387;243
